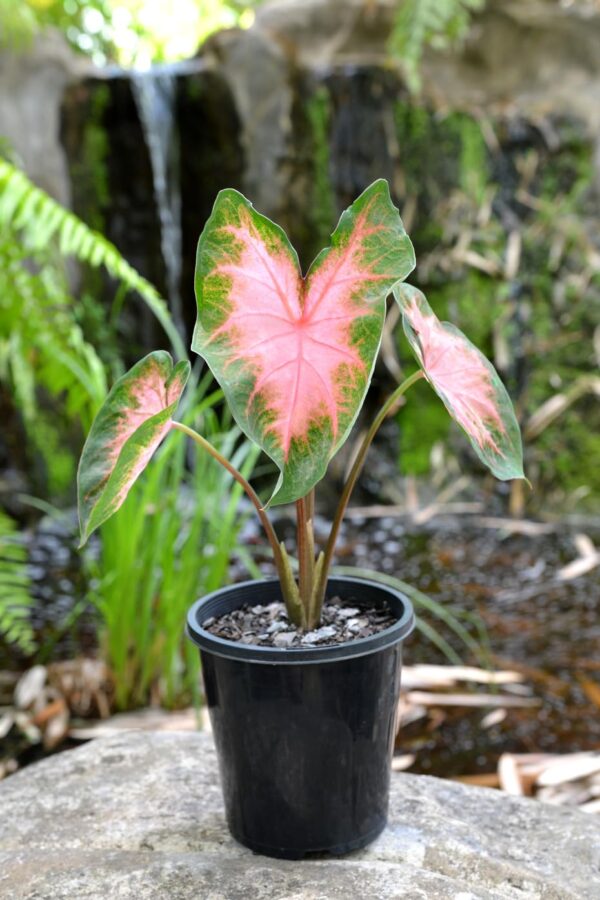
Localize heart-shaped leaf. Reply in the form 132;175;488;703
193;180;415;504
78;351;190;545
394;284;524;481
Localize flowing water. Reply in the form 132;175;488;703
132;68;185;338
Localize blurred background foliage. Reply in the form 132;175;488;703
0;148;258;704
388;107;600;508
0;0;598;726
0;0;265;66
0;0;484;75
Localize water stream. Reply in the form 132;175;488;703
132;69;186;339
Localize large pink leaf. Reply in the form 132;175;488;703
193;180;415;503
394;284;524;481
78;351;190;544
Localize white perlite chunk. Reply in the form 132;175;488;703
301;626;338;644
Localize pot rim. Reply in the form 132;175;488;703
186;575;415;664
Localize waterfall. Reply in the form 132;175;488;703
132;68;185;340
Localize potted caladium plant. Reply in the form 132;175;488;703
78;180;525;859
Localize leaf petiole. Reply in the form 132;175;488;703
171;420;286;582
315;369;425;605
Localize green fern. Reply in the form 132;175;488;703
0;230;108;493
0;157;186;495
0;509;35;655
0;158;185;361
389;0;486;92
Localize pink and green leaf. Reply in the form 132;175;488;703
77;351;190;545
394;284;525;481
193;180;415;504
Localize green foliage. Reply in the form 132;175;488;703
0;157;189;497
389;0;486;92
0;228;107;495
394;104;490;220
78;352;191;545
399;379;450;475
0;510;35;655
306;86;336;253
0;0;267;66
394;101;600;506
70;84;111;235
393;107;494;471
86;374;260;709
0;0;38;49
192;180;415;507
0;159;185;360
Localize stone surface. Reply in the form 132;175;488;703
0;31;89;204
202;26;292;228
55;0;600;362
253;0;600;133
0;731;598;899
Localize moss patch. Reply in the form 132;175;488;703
393;103;600;506
306;85;336;257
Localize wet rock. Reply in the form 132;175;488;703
202;26;291;227
254;0;397;68
61;60;243;352
254;0;600;133
0;31;88;204
0;731;597;898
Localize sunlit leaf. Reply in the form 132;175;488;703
193;180;415;503
78;351;190;544
394;283;524;481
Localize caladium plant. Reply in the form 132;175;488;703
78;180;525;631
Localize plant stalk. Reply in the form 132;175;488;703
296;489;316;628
315;369;425;604
171;421;285;579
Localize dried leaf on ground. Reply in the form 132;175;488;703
405;691;539;709
578;677;600;709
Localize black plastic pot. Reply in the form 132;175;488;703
186;576;414;859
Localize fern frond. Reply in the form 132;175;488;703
389;0;485;92
0;510;35;655
0;158;186;361
0;231;107;493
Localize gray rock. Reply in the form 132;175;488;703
252;0;600;134
255;0;398;67
203;26;293;222
0;731;598;899
0;31;89;205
